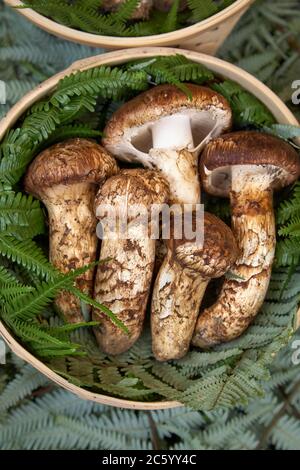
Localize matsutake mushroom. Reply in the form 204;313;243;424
152;212;238;361
193;131;300;348
24;138;118;323
102;84;232;206
153;0;187;12
93;169;170;355
102;0;153;19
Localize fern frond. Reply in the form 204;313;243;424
277;183;300;224
0;235;55;280
112;0;140;23
0;283;34;301
51;66;148;107
0;364;49;413
37;124;102;150
212;80;276;127
0;266;19;284
270;415;300;450
187;0;218;22
276;238;300;267
3;275;75;322
279;216;300;237
161;0;180;33
70;286;128;334
0;191;45;236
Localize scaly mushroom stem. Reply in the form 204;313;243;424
152;212;238;361
24;138;118;324
45;183;99;323
152;251;209;361
196;131;300;347
193;168;276;348
94;229;156;355
93;169;169;355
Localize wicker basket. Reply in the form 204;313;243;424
0;47;299;410
5;0;254;54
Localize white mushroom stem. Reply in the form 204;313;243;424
193;166;276;348
45;183;99;323
152;251;208;361
152;114;194;150
150;115;199;205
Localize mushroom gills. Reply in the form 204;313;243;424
129;109;229;158
102;84;232;206
208;164;292;195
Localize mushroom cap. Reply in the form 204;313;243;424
24;138;118;198
200;131;300;197
169;212;238;279
95;168;170;212
102;84;232;164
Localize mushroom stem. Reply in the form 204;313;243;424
94;231;156;355
46;183;99;323
149;148;200;205
102;84;232;206
193;168;276;348
24;138;118;324
152;114;194;150
152;212;238;361
150;115;199;205
93;169;169;355
152;251;209;361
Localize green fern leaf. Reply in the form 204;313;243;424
0;235;55;280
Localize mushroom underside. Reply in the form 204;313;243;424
106;109;231;165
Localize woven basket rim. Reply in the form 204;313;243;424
0;47;298;410
4;0;254;47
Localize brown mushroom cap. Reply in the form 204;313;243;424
169;212;238;279
24;138;118;198
201;131;300;197
102;84;232;163
95;168;170;211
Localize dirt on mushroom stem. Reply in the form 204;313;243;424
46;183;100;323
193;174;276;348
151;212;238;361
93;169;170;356
193;130;300;348
24;138;118;324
